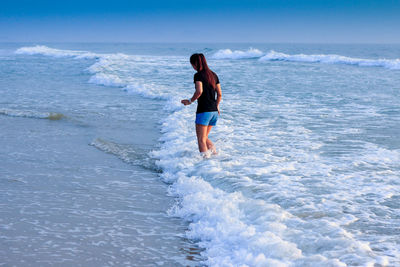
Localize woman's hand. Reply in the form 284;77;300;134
181;99;191;106
217;106;221;115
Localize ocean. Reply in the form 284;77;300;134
1;42;399;266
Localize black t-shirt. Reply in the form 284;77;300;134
193;70;220;114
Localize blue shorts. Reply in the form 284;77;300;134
195;111;219;126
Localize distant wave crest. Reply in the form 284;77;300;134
260;50;400;69
212;48;400;70
15;45;98;59
211;48;263;59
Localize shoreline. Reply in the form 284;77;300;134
0;44;205;265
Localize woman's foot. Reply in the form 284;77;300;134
200;147;217;159
200;150;212;159
209;146;218;155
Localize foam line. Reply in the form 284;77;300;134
15;45;98;59
211;48;400;69
211;48;263;59
260;50;400;69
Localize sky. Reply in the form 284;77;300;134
1;0;400;43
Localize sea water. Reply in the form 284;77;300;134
1;43;400;266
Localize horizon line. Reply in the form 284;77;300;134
2;41;400;45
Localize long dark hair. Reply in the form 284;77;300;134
190;53;216;89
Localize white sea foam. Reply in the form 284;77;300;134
88;73;126;87
15;45;98;59
150;96;385;266
260;50;400;69
211;48;400;70
16;45;173;100
167;176;304;267
211;48;263;59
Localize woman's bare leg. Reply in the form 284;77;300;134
206;126;216;153
196;124;209;152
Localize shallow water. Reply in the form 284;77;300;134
1;42;400;266
0;46;203;266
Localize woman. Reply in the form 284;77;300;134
181;53;222;158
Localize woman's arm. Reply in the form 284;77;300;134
181;81;203;105
215;84;222;114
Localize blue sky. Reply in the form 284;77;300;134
1;0;399;43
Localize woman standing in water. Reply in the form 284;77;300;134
181;53;222;158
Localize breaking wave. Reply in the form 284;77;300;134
211;48;400;70
15;45;98;59
211;48;263;59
